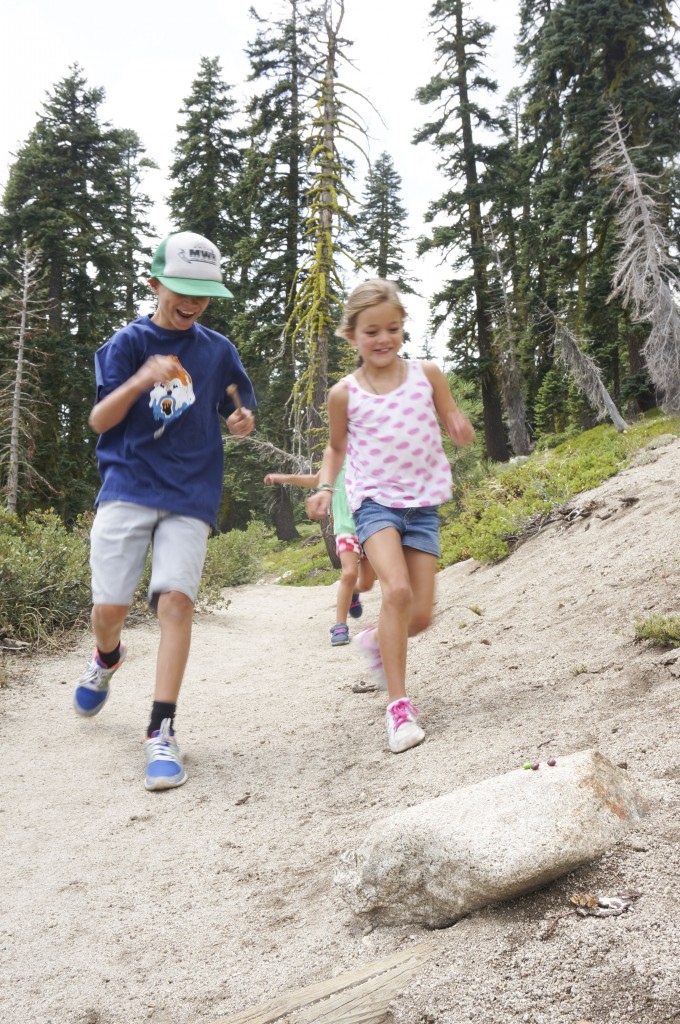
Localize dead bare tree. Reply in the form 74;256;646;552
0;245;53;512
596;108;680;412
540;305;628;433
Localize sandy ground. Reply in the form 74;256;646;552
2;435;680;1024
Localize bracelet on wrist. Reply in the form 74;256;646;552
311;484;334;495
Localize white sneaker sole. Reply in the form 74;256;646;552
388;722;425;753
145;769;188;791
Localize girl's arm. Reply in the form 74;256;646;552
264;472;320;488
422;362;475;447
306;382;349;521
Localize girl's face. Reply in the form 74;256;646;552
348;301;404;367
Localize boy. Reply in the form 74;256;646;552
73;231;256;790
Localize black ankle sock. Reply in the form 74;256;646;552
147;701;176;737
97;644;121;668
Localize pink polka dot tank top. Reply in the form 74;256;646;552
343;360;453;512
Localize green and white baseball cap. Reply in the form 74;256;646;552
150;231;234;298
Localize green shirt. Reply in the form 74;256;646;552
331;463;356;537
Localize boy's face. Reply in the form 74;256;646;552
149;279;210;331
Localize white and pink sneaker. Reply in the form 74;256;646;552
355;626;388;691
385;698;425;753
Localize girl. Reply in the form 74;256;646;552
264;464;376;645
306;279;475;753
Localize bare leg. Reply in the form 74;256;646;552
404;547;437;637
336;549;360;624
91;604;128;653
359;535;438;701
362;528;411;703
357;555;376;594
154;591;194;703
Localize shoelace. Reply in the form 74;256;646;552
388;699;419;732
79;659;109;690
146;719;180;762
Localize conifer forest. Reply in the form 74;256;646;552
1;0;679;536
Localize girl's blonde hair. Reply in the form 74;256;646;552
336;278;407;340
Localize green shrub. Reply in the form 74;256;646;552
198;519;272;606
0;508;92;646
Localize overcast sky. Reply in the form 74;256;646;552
0;0;521;359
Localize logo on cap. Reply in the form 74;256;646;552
177;246;218;267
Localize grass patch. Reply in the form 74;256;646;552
634;614;680;649
258;523;341;587
439;413;679;566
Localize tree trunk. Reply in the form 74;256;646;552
321;515;340;569
455;2;508;463
270;486;301;541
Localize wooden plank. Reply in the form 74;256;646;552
292;950;428;1023
209;942;432;1024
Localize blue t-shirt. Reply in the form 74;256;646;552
94;315;256;527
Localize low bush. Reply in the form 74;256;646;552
198;519;272;606
0;508;92;647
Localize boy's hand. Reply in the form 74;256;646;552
226;407;254;436
135;354;183;390
306;490;333;521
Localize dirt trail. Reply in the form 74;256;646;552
2;437;680;1024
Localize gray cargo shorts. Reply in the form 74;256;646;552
90;501;210;609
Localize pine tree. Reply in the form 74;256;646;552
0;66;156;520
226;0;321;537
110;129;157;322
352;152;415;292
168;56;243;335
415;0;509;462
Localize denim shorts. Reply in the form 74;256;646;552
352;499;441;558
90;501;210;608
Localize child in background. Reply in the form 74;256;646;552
306;279;475;753
264;464;376;646
73;231;256;790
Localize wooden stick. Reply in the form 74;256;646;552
227;383;242;410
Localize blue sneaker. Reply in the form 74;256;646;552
73;645;126;717
330;623;350;646
144;719;187;791
349;593;363;619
